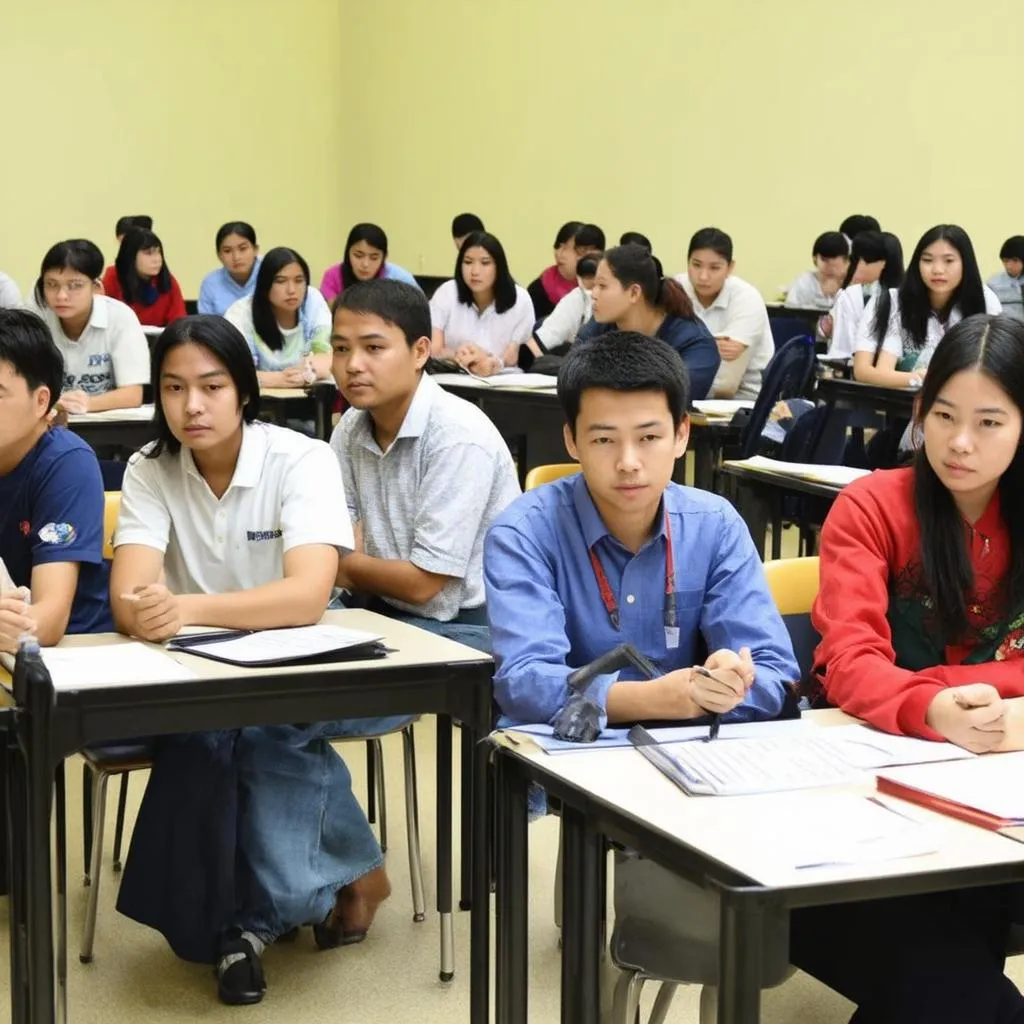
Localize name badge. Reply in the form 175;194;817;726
664;626;680;650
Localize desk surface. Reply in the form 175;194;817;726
501;709;1024;893
816;376;918;408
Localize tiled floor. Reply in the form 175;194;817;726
2;720;1020;1022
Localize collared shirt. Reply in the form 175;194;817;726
784;270;836;311
826;282;876;360
224;288;332;372
330;373;520;621
428;279;536;362
115;421;351;595
484;475;797;727
677;274;774;399
0;428;111;634
0;271;21;308
986;270;1024;321
32;296;150;395
535;286;592;350
198;258;263;316
318;261;419;304
854;286;1003;370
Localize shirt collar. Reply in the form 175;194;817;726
183;421;267;491
571;473;669;551
352;373;438;453
682;275;728;314
87;297;109;330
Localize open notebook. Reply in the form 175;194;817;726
723;455;871;488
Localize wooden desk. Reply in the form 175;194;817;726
5;610;493;1024
493;709;1024;1024
816;376;917;421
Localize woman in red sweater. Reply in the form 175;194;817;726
103;229;186;327
795;313;1024;1023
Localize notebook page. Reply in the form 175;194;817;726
188;624;383;664
42;643;196;690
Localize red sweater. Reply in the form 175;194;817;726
101;266;186;327
813;467;1024;739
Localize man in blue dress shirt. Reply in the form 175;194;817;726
484;330;798;729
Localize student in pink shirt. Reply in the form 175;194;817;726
319;224;419;304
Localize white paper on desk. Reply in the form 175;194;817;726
41;643;196;690
185;624;383;665
692;399;755;417
727;456;871;487
66;404;155;424
827;724;977;769
513;717;813;755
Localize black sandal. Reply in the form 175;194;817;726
216;932;266;1006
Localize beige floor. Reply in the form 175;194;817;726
0;721;1020;1022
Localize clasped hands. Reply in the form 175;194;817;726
656;646;756;718
926;683;1020;753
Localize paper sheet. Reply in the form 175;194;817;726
0;557;15;593
826;724;977;769
41;643;196;690
67;404;155;424
179;624;383;665
429;372;557;390
692;399;755;417
725;455;871;487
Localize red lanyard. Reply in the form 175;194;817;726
587;509;678;642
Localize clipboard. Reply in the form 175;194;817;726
166;625;389;667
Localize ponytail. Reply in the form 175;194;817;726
604;244;697;322
658;277;695;319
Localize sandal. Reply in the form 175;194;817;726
215;932;266;1006
313;865;391;951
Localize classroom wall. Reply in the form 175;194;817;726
338;0;1024;296
0;0;346;301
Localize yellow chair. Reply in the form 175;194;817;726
102;492;120;560
524;463;579;491
762;556;819;615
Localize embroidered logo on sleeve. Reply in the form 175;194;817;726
246;529;283;542
38;522;77;545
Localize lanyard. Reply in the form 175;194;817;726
587;509;679;649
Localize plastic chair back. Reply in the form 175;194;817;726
103;492;120;560
524;464;579;491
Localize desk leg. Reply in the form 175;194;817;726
718;892;764;1024
436;714;455;982
460;723;473;911
560;805;602;1024
54;763;67;1024
735;481;770;560
469;726;492;1024
5;718;29;1024
495;751;527;1024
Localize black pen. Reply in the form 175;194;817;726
692;666;722;742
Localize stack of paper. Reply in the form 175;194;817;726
41;643;196;690
724;455;871;488
67;405;155;424
430;372;557;390
692;399;755;418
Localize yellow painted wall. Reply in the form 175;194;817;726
1;0;345;301
339;0;1024;295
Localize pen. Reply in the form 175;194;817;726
692;666;722;742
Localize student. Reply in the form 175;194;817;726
330;280;519;642
785;231;850;310
826;230;905;360
797;314;1024;1023
678;227;774;400
619;231;652;251
838;214;880;247
577;244;720;401
318;223;418;305
526;221;583;320
112;315;394;1004
197;222;262;316
853;224;1002;389
987;235;1024;321
32;240;148;414
429;231;535;376
484;330;797;727
225;246;332;388
114;214;153;245
0;308;111;654
451;212;484;250
531;252;601;355
102;229;187;327
0;270;21;308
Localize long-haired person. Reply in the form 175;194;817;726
318;223;418;305
102;228;186;327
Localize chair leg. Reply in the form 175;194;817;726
402;726;426;922
55;762;68;1024
365;741;377;824
373;738;388;853
649;982;680;1024
82;766;93;886
698;984;718;1024
80;770;110;963
112;774;130;872
610;970;645;1024
553;820;563;929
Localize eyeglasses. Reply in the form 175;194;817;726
42;279;92;295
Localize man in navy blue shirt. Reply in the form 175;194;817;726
0;308;111;653
484;330;797;729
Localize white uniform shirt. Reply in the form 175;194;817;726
854;286;1003;369
827;283;875;360
32;296;149;395
0;271;21;308
429;280;535;362
677;274;774;399
784;270;836;310
115;421;351;595
535;286;592;350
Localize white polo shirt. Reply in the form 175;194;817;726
827;283;874;360
676;274;774;399
115;420;352;595
854;286;1003;369
32;296;149;395
0;271;21;308
535;286;592;350
429;279;536;361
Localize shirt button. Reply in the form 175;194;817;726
626;595;636;604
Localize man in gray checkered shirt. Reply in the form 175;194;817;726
329;279;521;651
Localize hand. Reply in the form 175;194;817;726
302;358;317;385
691;647;755;714
650;668;699;718
47;405;69;428
282;366;308;388
925;684;1006;753
0;588;36;655
57;390;90;414
455;344;500;376
120;583;183;643
352;520;364;554
715;337;746;361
